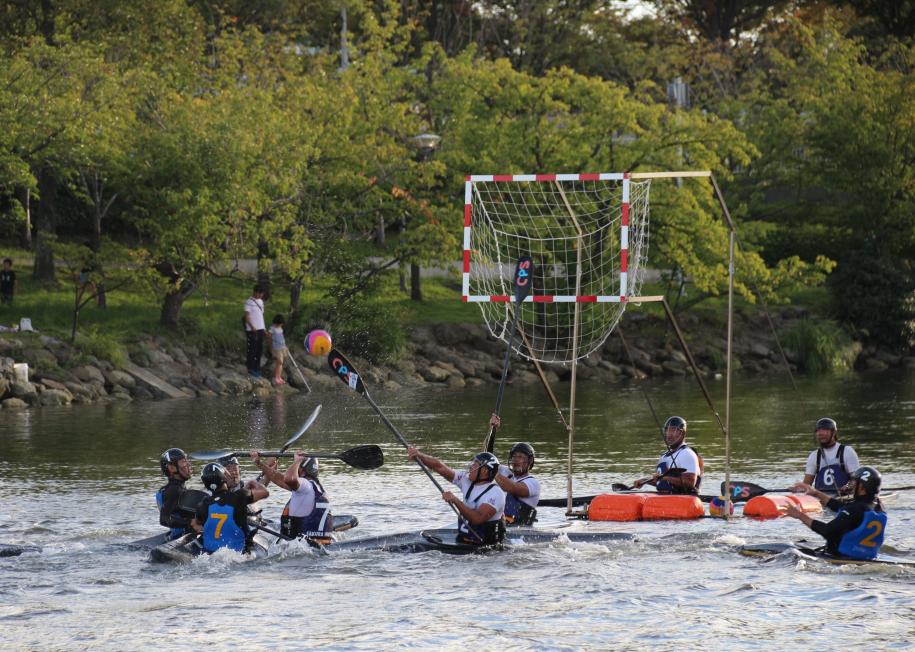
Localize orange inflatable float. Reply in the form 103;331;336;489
588;494;705;522
743;494;822;518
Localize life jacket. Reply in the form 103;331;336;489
837;506;886;560
656;444;704;495
504;476;538;526
281;479;333;541
202;495;247;553
457;482;505;545
814;444;850;491
155;485;187;540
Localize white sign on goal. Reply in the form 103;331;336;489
463;173;651;364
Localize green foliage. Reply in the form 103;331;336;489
828;254;915;348
74;326;129;369
302;297;407;365
783;318;859;374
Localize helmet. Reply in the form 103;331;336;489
300;457;319;478
219;455;239;467
850;466;881;498
509;442;535;470
664;416;687;432
472;452;500;481
815;417;837;432
201;463;227;492
159;448;187;476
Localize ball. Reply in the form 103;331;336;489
709;496;735;516
305;329;333;356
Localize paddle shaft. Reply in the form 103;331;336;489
327;348;482;543
484;256;533;454
538;491;719;508
257;406;321;483
485;305;522;453
285;352;312;392
361;391;450;497
361;388;484;543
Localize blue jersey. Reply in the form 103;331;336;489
197;490;253;553
837;508;886;560
813;445;850;491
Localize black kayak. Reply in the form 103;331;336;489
0;543;42;558
319;526;637;555
148;514;360;563
739;542;915;567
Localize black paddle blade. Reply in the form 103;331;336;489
721;480;768;503
338;444;384;470
328;348;366;395
513;256;534;302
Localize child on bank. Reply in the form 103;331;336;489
268;314;288;385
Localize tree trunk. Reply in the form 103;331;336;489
411;263;422;301
160;290;186;329
32;170;58;283
375;211;385;246
290;278;302;313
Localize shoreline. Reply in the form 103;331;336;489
2;310;914;410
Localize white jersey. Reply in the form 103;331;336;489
286;477;320;517
452;471;506;520
498;465;540;507
805;443;859;477
657;445;700;476
244;297;265;331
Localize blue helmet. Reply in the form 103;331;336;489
815;417;837;432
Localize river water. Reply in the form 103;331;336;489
1;371;914;650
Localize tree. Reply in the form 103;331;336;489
737;15;915;344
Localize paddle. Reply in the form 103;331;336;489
721;480;915;503
483;256;534;454
539;486;720;508
327;347;484;543
286;351;312;393
256;404;322;481
189;444;384;470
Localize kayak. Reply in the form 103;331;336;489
148;514;359;563
321;526;637;555
0;543;41;558
739;542;915;568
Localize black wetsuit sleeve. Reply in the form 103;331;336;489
810;502;865;551
159;481;189;528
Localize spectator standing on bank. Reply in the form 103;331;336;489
243;285;267;378
268;314;288;385
0;259;16;305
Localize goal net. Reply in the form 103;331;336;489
463;173;651;364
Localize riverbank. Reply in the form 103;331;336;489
2;306;913;410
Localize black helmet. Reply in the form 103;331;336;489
300;457;319;478
815;417;837;432
472;452;500;481
160;448;187;476
664;416;687;432
201;463;227;492
850;466;881;498
509;442;535;469
219;455;239;467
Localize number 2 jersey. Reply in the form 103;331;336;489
811;496;886;559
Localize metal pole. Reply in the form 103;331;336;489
555;182;583;514
725;229;735;518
